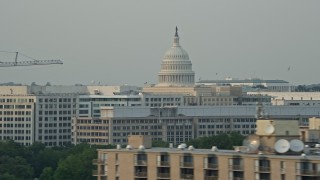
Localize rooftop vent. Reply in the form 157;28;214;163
211;146;218;152
126;145;132;150
188;145;194;151
116;144;121;150
138;145;145;150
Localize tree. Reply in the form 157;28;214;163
39;167;54;180
54;149;96;180
0;173;18;180
152;140;169;147
0;156;34;180
0;140;26;157
32;148;65;177
186;132;245;150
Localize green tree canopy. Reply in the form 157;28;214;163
186;132;245;150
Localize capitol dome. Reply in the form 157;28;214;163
158;27;195;86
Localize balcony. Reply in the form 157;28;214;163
135;172;148;177
233;177;245;180
135;160;147;166
180;162;193;168
158;161;170;166
181;173;193;179
157;173;170;178
296;169;320;176
92;159;105;165
204;176;218;180
92;170;106;176
257;166;270;172
206;163;218;169
229;165;244;171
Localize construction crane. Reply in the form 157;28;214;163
0;51;63;67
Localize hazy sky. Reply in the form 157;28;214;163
0;1;319;86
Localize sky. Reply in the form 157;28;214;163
0;0;319;86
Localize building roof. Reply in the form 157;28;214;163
98;147;320;160
197;79;289;84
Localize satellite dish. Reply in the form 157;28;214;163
265;124;275;134
243;135;260;153
274;139;290;153
290;139;304;152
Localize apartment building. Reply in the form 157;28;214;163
94;143;320;180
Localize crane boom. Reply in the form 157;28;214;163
0;52;63;67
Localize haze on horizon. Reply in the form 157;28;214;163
0;0;319;86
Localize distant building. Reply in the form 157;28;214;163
0;85;140;146
249;92;320;106
0;95;36;146
198;78;290;92
72;105;320;146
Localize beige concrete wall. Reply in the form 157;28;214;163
218;155;230;180
194;154;204;180
0;86;29;95
128;135;152;149
309;117;320;129
256;119;299;136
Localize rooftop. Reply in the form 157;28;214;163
98;147;320;160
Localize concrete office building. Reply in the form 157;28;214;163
78;94;142;118
0;95;36;146
72;105;320;146
34;94;78;146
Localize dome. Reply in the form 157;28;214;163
163;27;190;60
157;27;195;87
164;46;189;60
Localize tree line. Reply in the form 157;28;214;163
0;140;115;180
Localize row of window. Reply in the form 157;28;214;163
39;116;71;121
76;132;108;136
75;119;109;124
38;135;71;140
1;130;31;134
38;129;70;134
0;136;31;140
38;123;71;127
38;98;76;103
0;117;32;121
39;110;73;115
0;98;34;103
76;126;108;130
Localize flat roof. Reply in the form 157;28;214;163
197;80;289;84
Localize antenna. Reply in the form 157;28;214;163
289;139;304;152
274;139;290;153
